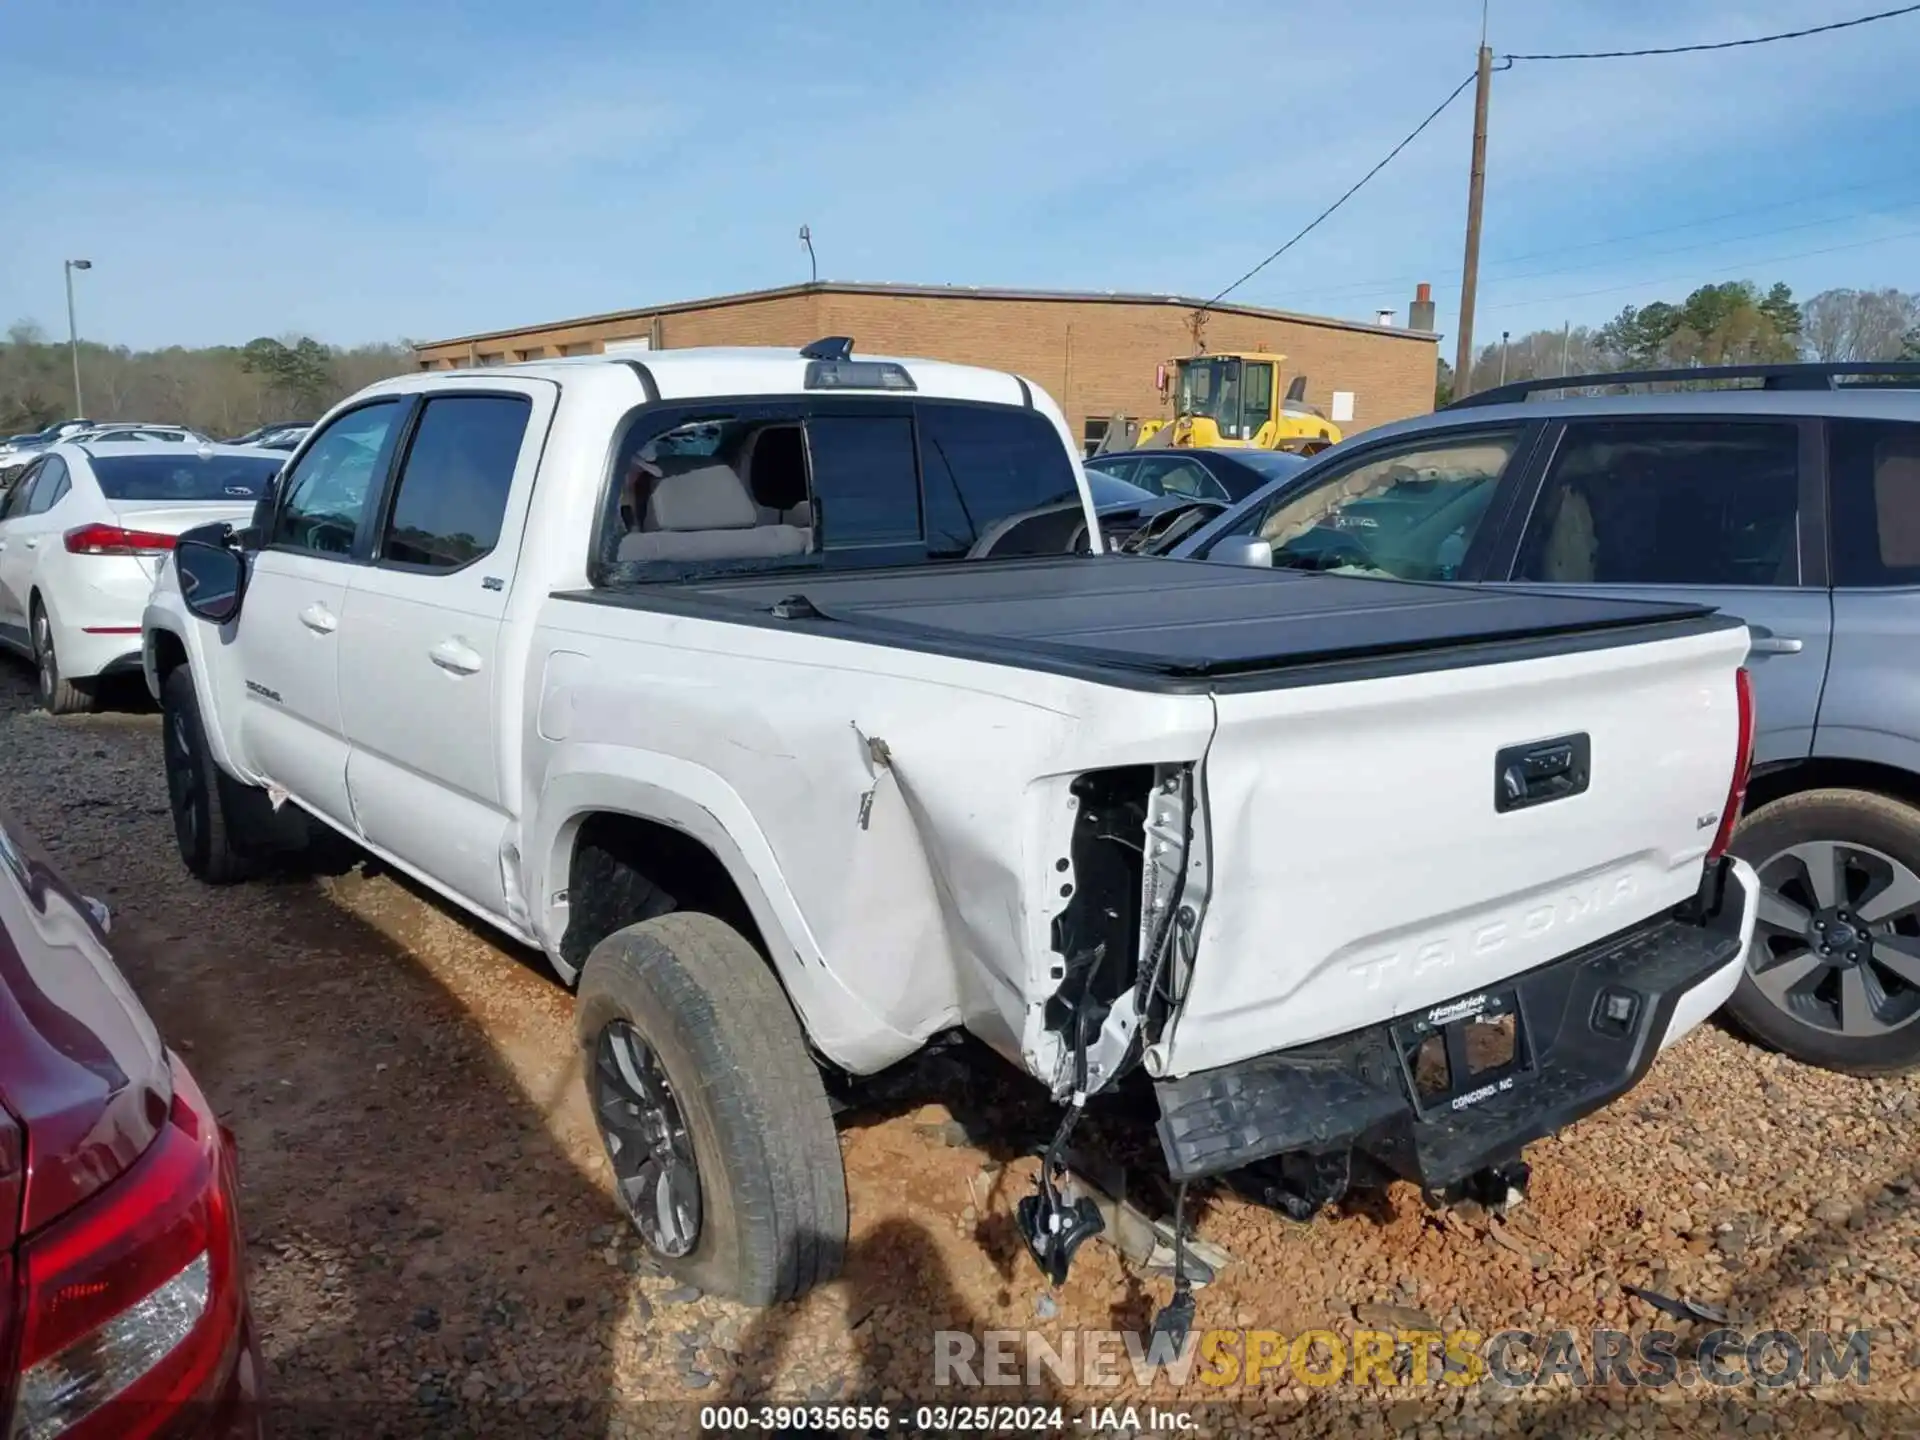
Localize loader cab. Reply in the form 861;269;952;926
1160;354;1342;451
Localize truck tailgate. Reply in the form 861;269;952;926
1160;620;1752;1078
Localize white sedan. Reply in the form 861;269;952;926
0;441;280;712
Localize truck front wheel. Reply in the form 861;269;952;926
576;912;847;1305
161;666;267;884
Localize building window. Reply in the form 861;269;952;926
1082;417;1110;457
476;352;505;366
515;346;545;361
561;342;598;357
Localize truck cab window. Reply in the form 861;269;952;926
918;402;1080;558
1515;420;1800;587
614;417;814;566
805;415;921;548
380;394;531;570
271;399;406;556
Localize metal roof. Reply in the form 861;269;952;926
413;280;1437;352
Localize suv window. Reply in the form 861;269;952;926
380;395;531;570
1516;420;1800;587
271;400;407;555
918;402;1080;558
1828;419;1920;587
1220;429;1520;581
25;456;70;515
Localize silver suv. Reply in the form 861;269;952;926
1164;361;1920;1075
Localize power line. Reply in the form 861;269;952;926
1287;193;1920;306
1503;3;1920;61
1478;227;1920;314
1200;68;1485;312
1272;179;1912;303
1199;4;1920;322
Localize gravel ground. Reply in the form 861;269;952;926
2;665;1917;1438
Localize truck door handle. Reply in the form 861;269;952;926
21;539;37;551
1747;627;1804;655
429;638;482;675
298;602;337;635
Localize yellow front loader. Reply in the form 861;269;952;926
1134;352;1342;453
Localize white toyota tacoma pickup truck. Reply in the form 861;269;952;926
143;340;1759;1310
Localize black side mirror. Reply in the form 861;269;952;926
176;523;248;624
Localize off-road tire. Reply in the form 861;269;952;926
576;912;847;1304
31;601;97;715
1726;788;1920;1075
161;665;265;884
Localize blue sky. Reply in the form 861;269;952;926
3;0;1918;352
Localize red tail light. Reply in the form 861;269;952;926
1707;667;1755;862
5;1058;246;1440
62;525;176;557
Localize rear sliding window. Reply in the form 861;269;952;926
91;453;282;502
598;397;1084;582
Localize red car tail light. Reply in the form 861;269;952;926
62;525;176;557
1707;666;1755;863
8;1058;245;1440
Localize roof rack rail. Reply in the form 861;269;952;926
1449;360;1920;409
799;336;854;362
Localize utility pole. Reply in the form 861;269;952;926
1560;319;1572;377
798;225;817;284
1452;27;1494;399
1499;330;1510;385
64;258;93;416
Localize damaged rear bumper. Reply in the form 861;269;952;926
1153;857;1754;1189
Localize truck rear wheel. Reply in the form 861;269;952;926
576;912;847;1305
1727;788;1920;1075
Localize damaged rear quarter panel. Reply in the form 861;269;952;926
529;600;1214;1075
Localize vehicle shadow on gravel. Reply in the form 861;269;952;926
110;887;628;1440
1457;1160;1920;1439
725;1218;1066;1423
0;674;632;1440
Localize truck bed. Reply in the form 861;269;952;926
562;555;1738;690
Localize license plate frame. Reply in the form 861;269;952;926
1392;987;1532;1117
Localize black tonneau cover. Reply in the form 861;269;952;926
562;556;1736;692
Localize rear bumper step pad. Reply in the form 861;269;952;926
1154;860;1745;1187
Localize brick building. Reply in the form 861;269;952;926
411;281;1440;449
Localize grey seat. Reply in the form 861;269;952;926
617;459;810;563
735;426;815;528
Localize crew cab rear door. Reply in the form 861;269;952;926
338;381;555;920
1485;416;1833;768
